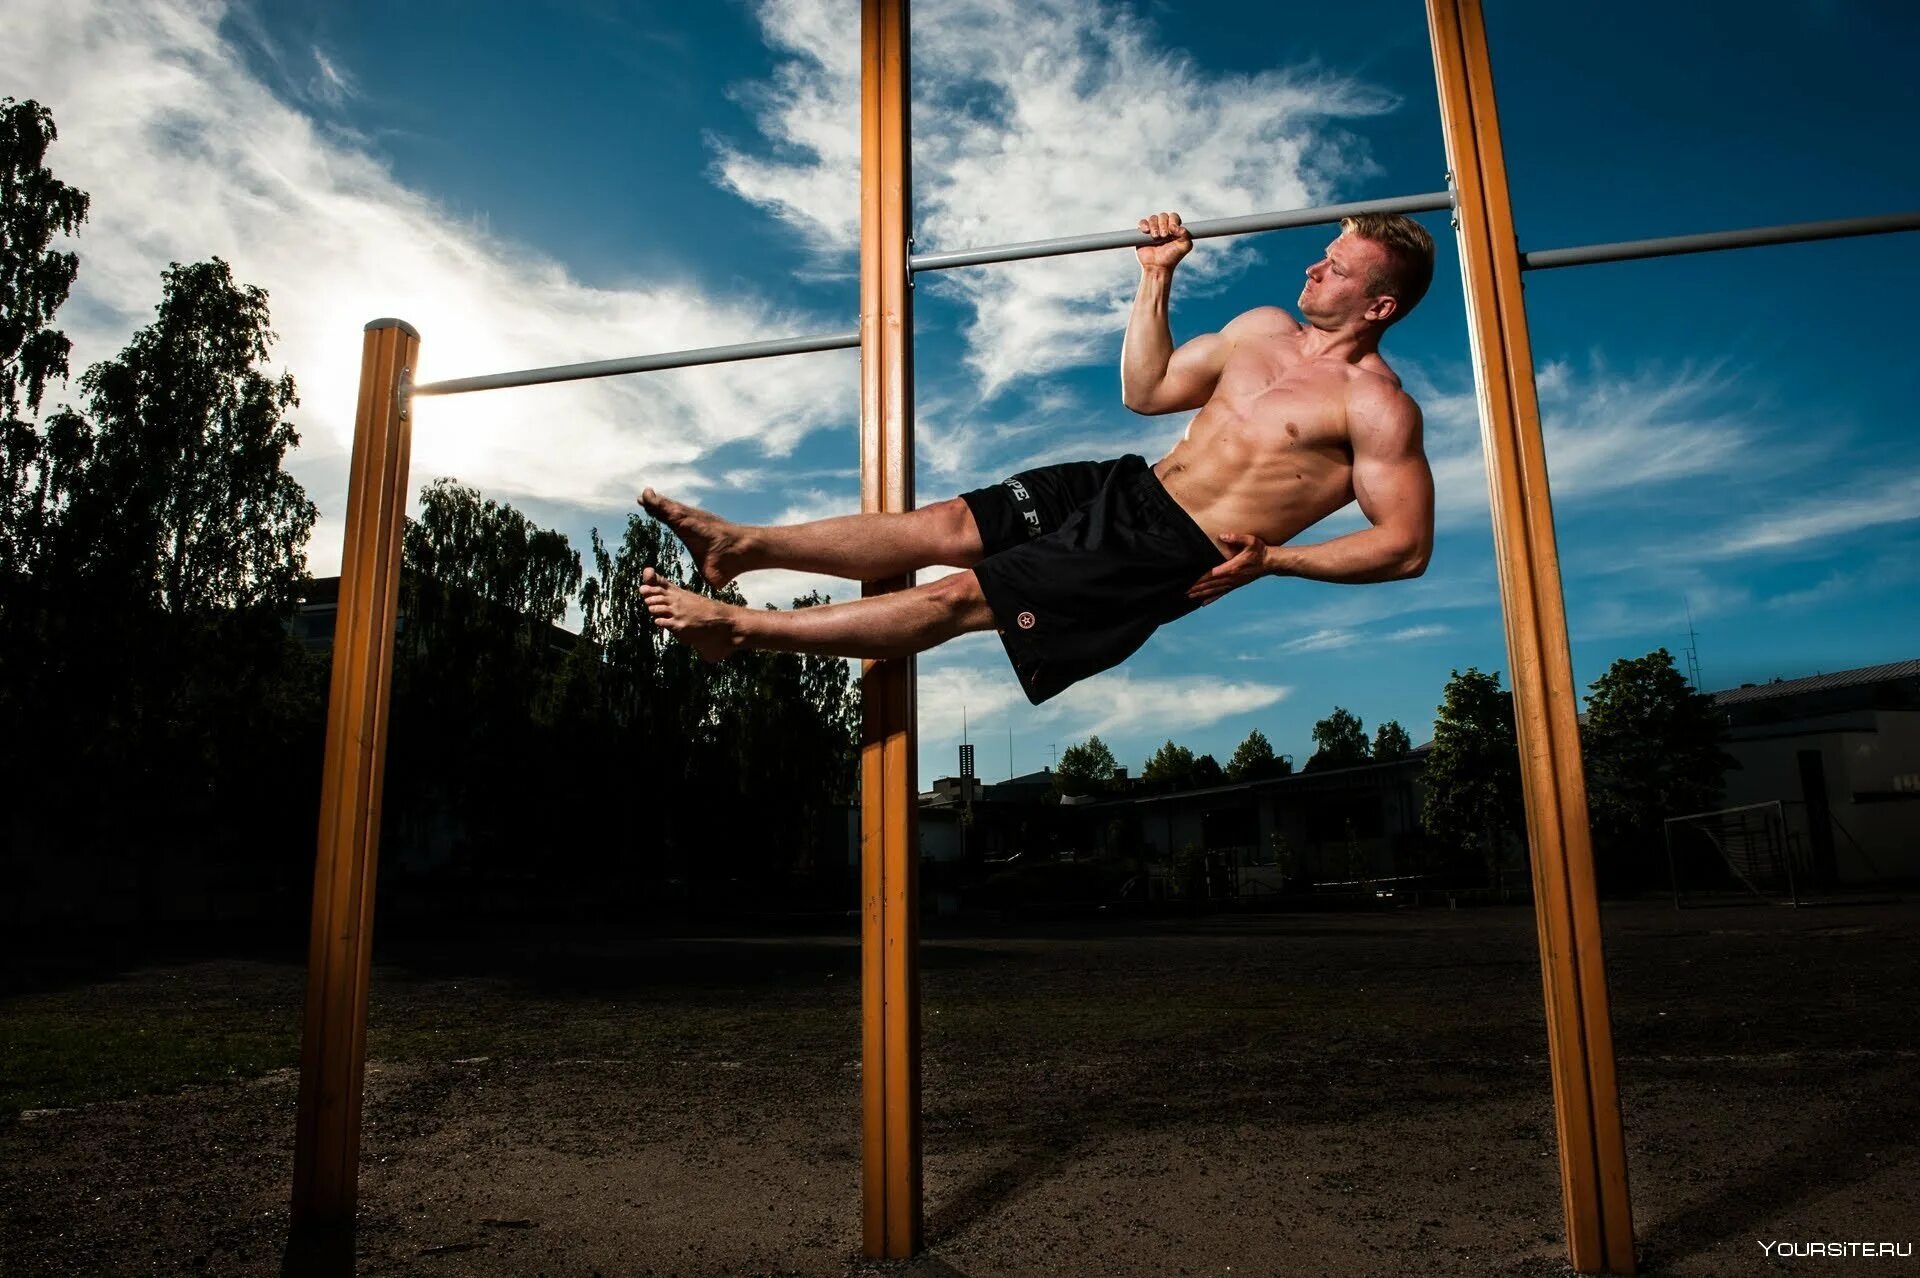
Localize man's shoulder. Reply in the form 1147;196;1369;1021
1223;305;1301;338
1346;365;1421;436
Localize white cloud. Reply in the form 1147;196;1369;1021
1280;627;1359;655
1397;354;1791;537
716;0;1398;396
4;0;858;577
920;649;1288;738
1276;620;1450;655
1713;469;1920;557
771;486;859;526
308;47;355;110
1046;668;1290;739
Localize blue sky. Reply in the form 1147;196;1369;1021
6;0;1918;785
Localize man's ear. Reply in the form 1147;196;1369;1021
1366;295;1399;325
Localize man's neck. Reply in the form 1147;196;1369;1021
1298;322;1379;364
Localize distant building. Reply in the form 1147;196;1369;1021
1709;658;1920;886
291;574;581;658
908;657;1920;902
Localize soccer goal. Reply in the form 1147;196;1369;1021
1663;800;1805;907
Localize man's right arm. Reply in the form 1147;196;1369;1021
1121;264;1227;414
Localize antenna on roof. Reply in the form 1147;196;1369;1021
1683;594;1703;690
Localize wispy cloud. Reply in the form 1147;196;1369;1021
308;47;355;110
715;0;1398;396
1399;354;1796;536
1713;469;1920;557
918;645;1290;757
1277;621;1451;655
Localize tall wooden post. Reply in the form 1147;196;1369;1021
291;318;418;1237
1426;3;1636;1273
858;0;923;1259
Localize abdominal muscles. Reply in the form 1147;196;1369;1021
1158;407;1351;547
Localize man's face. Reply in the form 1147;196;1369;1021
1299;232;1391;326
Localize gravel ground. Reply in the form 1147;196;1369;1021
2;898;1917;1277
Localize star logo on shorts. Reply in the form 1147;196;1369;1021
1016;611;1036;630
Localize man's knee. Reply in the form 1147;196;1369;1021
927;569;994;631
930;496;984;565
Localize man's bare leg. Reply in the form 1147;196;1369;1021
639;488;984;589
639;565;996;661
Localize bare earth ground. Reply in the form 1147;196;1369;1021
3;898;1917;1277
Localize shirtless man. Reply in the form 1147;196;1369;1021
638;209;1436;705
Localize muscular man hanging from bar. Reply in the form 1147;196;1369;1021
638;210;1437;705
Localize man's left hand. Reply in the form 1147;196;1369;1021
1186;533;1270;604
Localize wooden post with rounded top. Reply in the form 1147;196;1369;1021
1426;2;1637;1273
290;318;418;1238
859;0;923;1259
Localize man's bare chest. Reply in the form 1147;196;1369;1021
1206;353;1352;451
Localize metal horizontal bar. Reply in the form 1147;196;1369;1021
410;330;861;398
907;191;1455;274
1521;210;1920;271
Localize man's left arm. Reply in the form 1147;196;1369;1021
1186;389;1432;603
1269;389;1432;583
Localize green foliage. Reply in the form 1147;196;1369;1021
1140;739;1196;786
0;97;90;581
1055;735;1118;797
1225;728;1291;782
1305;706;1370;771
1582;649;1735;887
1192;753;1224;788
1420;667;1524;888
1372;720;1412;761
3;253;324;924
44;259;315;615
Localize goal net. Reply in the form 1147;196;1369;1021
1663;800;1805;907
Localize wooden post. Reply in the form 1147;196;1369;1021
858;0;923;1259
1425;3;1637;1272
291;318;418;1235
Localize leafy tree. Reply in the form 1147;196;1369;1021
1421;667;1525;893
404;477;581;643
706;591;860;892
0;98;90;582
1140;739;1196;787
45;259;314;613
1192;753;1224;788
1055;735;1118;798
1225;728;1291;782
9;258;318;923
1305;706;1370;771
1582;648;1735;890
1373;720;1412;761
390;478;584;878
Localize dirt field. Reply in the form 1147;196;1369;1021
3;897;1917;1277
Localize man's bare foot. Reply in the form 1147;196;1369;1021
639;487;749;590
640;566;743;662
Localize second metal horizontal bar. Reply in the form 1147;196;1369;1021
1521;210;1920;271
907;191;1455;274
410;330;862;398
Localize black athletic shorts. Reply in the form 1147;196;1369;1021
958;454;1227;705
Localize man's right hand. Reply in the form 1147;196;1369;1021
1136;210;1193;270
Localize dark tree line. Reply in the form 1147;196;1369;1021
1047;651;1731;894
1421;653;1733;893
0;99;858;932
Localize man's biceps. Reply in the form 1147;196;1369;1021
1355;456;1430;518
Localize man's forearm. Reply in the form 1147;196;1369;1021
1120;266;1175;406
1263;528;1424;584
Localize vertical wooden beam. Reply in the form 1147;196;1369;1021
291;318;418;1235
858;0;923;1260
1425;3;1637;1273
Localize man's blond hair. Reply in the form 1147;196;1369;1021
1340;212;1436;325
